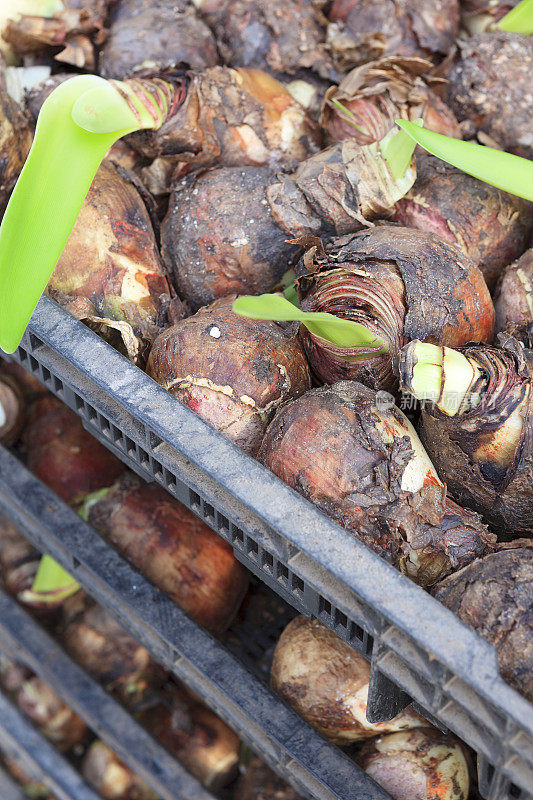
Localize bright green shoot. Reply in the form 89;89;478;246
0;74;169;355
232;294;388;351
21;554;80;606
395;121;533;202
497;0;533;34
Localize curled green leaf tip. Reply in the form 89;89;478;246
497;0;533;34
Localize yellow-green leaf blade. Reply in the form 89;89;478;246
497;0;533;33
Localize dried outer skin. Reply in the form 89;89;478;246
86;473;249;634
147;295;312;455
446;33;533;160
46;160;172;366
270;616;424;743
17;677;88;752
99;0;218;78
0;374;25;446
327;0;459;71
60;592;164;707
294;226;494;391
321;57;460;146
0;55;32;217
494;248;533;335
82;740;158;800
266;141;417;240
0;513;40;603
140;685;240;791
127;66;321;169
23;395;125;507
161;166;300;309
200;0;334;80
434;549;533;700
418;340;533;538
234;758;303;800
359;728;470;800
461;0;519;34
392;153;533;291
259;382;494;586
25;72;78;121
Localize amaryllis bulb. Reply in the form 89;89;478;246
494;248;533;334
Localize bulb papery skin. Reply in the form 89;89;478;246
0;54;33;217
294;226;494;394
327;0;459;71
46;160;173;366
392;153;533;291
127;66;321;171
321;57;460;147
99;0;218;79
259;381;493;586
0;514;44;608
235;758;304;800
60;592;164;708
434;549;533;702
140;685;240;791
446;32;533;159
82;740;158;800
271;616;425;743
359;728;470;800
85;473;249;634
147;295;311;455
17;677;88;752
413;338;532;538
201;0;334;81
494;248;533;335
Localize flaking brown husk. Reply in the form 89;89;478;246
446;33;533;159
0;54;32;216
127;66;321;170
99;0;218;78
461;0;519;34
294;226;494;391
266;141;416;239
85;473;249;633
200;0;334;80
147;295;312;454
415;338;533;538
140;685;240;791
235;758;304;800
270;616;425;742
2;0;108;69
392;153;533;291
494;248;533;335
321;57;460;146
46;160;172;366
433;549;533;701
259;382;494;585
60;592;165;708
326;0;459;71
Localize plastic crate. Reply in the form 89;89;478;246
0;444;392;800
2;295;532;800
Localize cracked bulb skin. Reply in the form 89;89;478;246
359;728;470;800
84;473;249;634
270;616;424;743
392;153;533;291
327;0;459;70
295;226;494;393
399;338;533;538
235;758;304;800
147;295;312;455
259;382;493;586
45;160;172;366
433;549;533;703
494;248;533;335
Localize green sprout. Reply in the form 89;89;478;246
232;294;388;351
0;73;177;355
20;554;80;606
395;120;533;202
497;0;533;33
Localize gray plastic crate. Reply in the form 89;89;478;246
0;444;391;800
2;295;532;799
